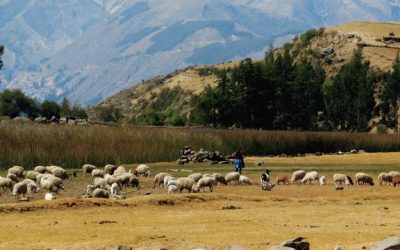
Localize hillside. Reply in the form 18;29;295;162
1;0;400;105
96;22;400;124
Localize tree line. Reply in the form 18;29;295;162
191;47;400;132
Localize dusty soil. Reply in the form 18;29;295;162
0;152;400;250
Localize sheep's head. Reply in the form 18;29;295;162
191;184;200;193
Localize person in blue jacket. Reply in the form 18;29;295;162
229;147;245;174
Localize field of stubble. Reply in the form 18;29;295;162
0;152;399;250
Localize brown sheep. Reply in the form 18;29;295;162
276;175;289;185
393;176;400;187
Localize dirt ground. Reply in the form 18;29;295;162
0;152;400;250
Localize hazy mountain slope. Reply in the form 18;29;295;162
0;0;399;105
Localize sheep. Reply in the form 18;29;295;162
291;170;306;184
239;175;252;185
110;183;121;195
202;174;212;178
82;164;96;174
319;176;326;185
211;173;228;185
276;175;289;185
25;171;40;181
92;188;110;198
166;179;178;187
192;177;217;193
388;171;400;178
0;177;14;192
8;166;24;178
153;173;170;188
163;176;176;188
393;176;400;187
176;177;195;193
129;176;140;188
34;166;47;174
86;184;96;195
333;174;354;186
168;185;179;194
91;169;105;180
93;177;110;190
39;175;64;193
27;183;39;193
104;164;117;175
188;173;203;182
113;166;127;175
355;173;374;186
136;164;151;177
49;166;69;180
225;172;240;185
12;182;27;199
301;171;319;184
6;173;19;183
378;173;393;186
104;174;122;188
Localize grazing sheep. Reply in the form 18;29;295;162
129;176;140;188
0;177;14;192
113;166;127;175
82;164;96;174
211;173;228;185
168;185;179;194
34;166;47;174
239;175;252;185
92;188;110;198
355;173;374;186
301;171;319;184
188;173;203;182
39;175;64;193
276;175;289;185
27;183;39;193
202;174;212;178
393;176;400;187
378;173;393;186
333;174;354;186
49;166;69;180
93;177;110;190
8;166;25;178
291;170;306;184
166;179;178;188
225;172;240;185
388;171;400;178
12;182;27;199
25;171;39;181
153;173;170;188
192;177;217;193
91;169;105;180
6;173;19;183
319;176;326;185
136;164;151;177
110;183;121;195
163;176;176;187
176;177;195;193
104;164;117;175
86;184;96;195
104;174;122;188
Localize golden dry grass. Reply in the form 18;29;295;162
1;152;400;249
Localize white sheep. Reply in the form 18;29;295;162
110;183;121;195
163;176;175;188
168;184;179;194
319;176;326;185
34;166;47;174
40;175;64;193
225;172;240;185
93;177;110;190
0;177;14;192
333;173;354;186
176;177;195;193
239;175;252;185
378;173;392;186
6;173;19;183
355;173;374;186
25;171;39;181
153;173;170;188
27;183;39;193
12;182;27;199
192;177;217;193
8;166;24;178
45;193;54;200
113;166;127;175
49;166;69;180
136;164;151;177
388;171;400;177
291;170;306;184
86;184;96;195
211;173;228;185
91;169;105;180
104;174;122;188
188;173;203;182
202;174;212;178
92;188;110;198
104;164;117;175
82;164;96;174
301;171;319;184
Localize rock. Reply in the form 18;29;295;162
335;186;344;190
112;246;132;250
320;47;335;58
34;117;48;123
281;237;310;250
371;236;400;250
12;116;31;122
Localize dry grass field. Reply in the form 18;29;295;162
0;152;400;250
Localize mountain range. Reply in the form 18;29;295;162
0;0;399;105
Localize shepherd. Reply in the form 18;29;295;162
229;147;245;174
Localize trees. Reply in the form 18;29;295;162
0;44;4;73
0;89;38;118
97;105;123;123
40;100;61;119
381;54;400;128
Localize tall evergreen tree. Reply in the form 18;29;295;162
382;53;400;128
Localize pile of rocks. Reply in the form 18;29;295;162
177;146;228;165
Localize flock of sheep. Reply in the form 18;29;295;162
1;163;399;201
